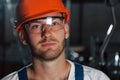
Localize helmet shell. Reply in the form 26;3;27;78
16;0;70;32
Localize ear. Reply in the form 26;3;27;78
18;30;28;45
64;23;69;39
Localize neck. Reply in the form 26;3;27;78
27;52;70;80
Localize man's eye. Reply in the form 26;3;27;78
52;22;60;26
30;24;41;30
31;25;39;29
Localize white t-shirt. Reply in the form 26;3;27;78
1;60;110;80
68;60;110;80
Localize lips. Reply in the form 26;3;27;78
41;42;56;47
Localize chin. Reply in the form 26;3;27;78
33;47;64;61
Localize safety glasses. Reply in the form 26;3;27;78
24;16;65;34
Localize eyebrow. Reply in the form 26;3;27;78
30;16;64;23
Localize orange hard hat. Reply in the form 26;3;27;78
15;0;70;32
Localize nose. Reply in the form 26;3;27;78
41;24;52;37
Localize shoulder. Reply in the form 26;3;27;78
82;65;110;80
69;61;110;80
1;71;18;80
1;64;32;80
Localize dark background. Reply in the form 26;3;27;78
0;0;120;80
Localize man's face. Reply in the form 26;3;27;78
19;12;69;61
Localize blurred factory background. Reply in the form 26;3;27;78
0;0;120;80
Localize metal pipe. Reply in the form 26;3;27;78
99;4;117;66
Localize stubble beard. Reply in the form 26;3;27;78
31;40;65;61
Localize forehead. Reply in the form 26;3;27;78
30;16;63;25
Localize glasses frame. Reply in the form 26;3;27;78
23;16;65;34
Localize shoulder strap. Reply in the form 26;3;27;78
74;62;84;80
18;67;28;80
18;62;83;80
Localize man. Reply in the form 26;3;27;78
1;0;110;80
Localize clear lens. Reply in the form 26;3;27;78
24;16;64;34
